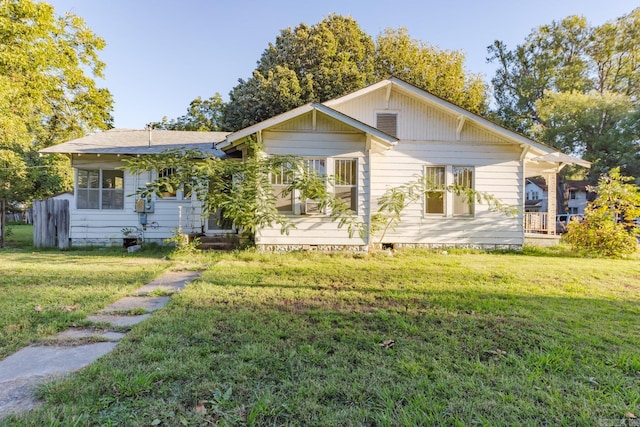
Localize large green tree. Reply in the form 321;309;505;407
374;28;487;114
223;14;376;131
0;0;113;204
222;14;488;131
488;8;640;182
536;91;640;182
150;94;226;131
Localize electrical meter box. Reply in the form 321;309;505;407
135;197;154;213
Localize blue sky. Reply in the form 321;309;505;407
47;0;637;129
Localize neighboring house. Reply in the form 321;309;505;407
525;177;548;213
41;78;588;250
565;180;591;215
525;177;592;215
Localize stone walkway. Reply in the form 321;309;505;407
0;270;202;419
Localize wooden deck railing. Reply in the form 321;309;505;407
524;212;550;234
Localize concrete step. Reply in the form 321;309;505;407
195;236;239;251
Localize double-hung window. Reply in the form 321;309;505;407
77;169;124;210
157;168;192;200
452;166;474;216
270;157;358;215
425;166;446;215
271;163;294;213
424;165;474;217
334;159;357;211
303;159;327;214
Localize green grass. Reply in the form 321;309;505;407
3;247;640;426
3;223;34;248
0;225;171;359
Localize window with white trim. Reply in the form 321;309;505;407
423;165;474;217
77;169;124;210
302;158;326;214
424;166;446;215
269;157;358;215
271;163;294;213
157;168;192;200
334;159;357;212
453;166;474;216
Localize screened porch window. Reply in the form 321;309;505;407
77;169;124;210
271;163;294;213
303;158;326;214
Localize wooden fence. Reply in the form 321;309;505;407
33;199;70;249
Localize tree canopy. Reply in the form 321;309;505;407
0;0;113;203
488;8;640;182
150;94;225;131
221;14;488;131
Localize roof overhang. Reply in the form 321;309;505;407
325;78;590;167
39;129;230;157
217;103;398;152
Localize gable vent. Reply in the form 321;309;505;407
376;113;397;137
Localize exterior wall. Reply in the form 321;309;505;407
256;113;369;249
258;87;525;250
69;155;204;246
336;87;524;248
370;140;523;248
567;190;588;214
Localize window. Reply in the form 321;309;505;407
376;113;397;137
269;157;358;215
303;159;326;214
569;189;577;200
158;168;178;198
271;163;294;213
423;165;474;217
77;169;124;210
453;166;474;215
334;159;357;212
425;166;446;214
158;168;192;200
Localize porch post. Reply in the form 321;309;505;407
546;173;557;235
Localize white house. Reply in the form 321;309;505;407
525;177;548;213
41;78;589;250
566;180;591;215
40;129;231;246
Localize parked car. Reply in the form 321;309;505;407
556;213;583;234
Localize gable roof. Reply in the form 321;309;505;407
325;77;590;166
40;129;230;156
218;102;399;151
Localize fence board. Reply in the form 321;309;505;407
33;199;70;248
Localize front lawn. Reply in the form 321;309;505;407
0;225;171;359
4;248;640;426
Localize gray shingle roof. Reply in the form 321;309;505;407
40;128;231;156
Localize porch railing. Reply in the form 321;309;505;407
524;212;550;234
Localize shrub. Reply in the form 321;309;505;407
564;168;640;257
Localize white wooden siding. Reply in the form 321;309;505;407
259;127;369;246
69;155;202;245
330;87;510;143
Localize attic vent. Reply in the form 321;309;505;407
376;113;397;137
